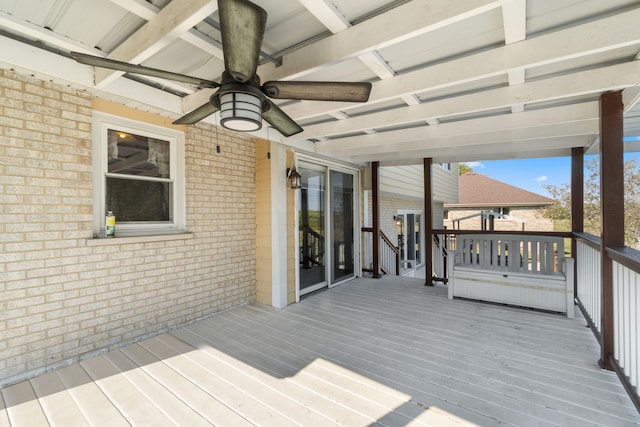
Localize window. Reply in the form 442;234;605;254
493;207;510;216
440;163;452;171
93;112;185;237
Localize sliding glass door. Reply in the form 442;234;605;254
299;167;326;293
331;171;354;284
298;163;357;296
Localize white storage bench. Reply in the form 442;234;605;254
447;234;575;318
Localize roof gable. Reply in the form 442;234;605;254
450;172;554;207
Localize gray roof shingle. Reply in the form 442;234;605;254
447;172;554;207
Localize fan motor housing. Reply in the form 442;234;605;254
212;72;268;132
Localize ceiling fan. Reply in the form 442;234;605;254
71;0;372;137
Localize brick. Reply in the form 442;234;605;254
0;71;256;387
4;241;44;252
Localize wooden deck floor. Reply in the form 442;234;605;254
1;276;638;426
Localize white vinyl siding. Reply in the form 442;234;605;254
377;163;458;203
433;163;458;203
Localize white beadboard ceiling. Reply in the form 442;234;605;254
0;0;639;165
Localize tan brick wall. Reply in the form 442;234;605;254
445;207;553;231
0;69;256;387
363;194;425;246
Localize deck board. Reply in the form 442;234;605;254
99;350;212;427
81;354;176;425
0;276;638;426
55;364;130;426
139;335;299;427
220;303;567;426
120;343;251;426
0;393;10;427
172;328;380;426
30;371;90;426
1;382;49;427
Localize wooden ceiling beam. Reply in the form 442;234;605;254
0;10;104;55
108;0;224;59
350;136;590;165
316;102;599;152
331;120;598;158
501;0;527;113
181;0;505;115
108;0;157;20
298;0;350;33
501;0;526;44
259;0;502;81
295;61;640;140
96;0;217;87
279;7;640;122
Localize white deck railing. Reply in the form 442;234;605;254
612;255;640;392
361;228;400;276
433;233;448;279
455;233;564;274
576;238;602;334
575;235;640;408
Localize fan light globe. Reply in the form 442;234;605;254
219;92;262;132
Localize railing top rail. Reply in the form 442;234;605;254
573;232;601;249
607;246;640;275
432;229;572;238
455;233;564;243
302;225;323;239
362;228;399;254
380;232;400;254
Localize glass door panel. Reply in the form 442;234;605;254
398;211;423;269
331;171;354;284
299;167;326;293
406;213;416;268
414;214;422;266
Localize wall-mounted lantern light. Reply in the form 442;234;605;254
287;168;302;189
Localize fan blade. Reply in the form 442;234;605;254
173;102;219;125
262;81;372;102
70;52;220;88
262;101;303;137
218;0;267;83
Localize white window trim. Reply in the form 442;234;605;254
92;111;185;237
440;163;452;172
295;153;361;291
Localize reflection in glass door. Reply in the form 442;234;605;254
331;171;354;284
397;211;423;269
405;213;422;268
299;167;326;294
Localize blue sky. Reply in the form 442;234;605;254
464;143;640;199
463;157;571;198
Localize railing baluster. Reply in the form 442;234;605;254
361;227;400;276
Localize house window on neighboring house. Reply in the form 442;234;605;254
444;209;449;219
93;112;185;237
440;163;451;172
493;207;510;216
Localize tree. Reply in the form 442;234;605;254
541;157;640;249
459;163;474;175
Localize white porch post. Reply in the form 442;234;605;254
270;142;288;308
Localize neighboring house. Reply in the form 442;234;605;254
444;172;554;232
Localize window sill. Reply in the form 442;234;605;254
87;232;193;246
